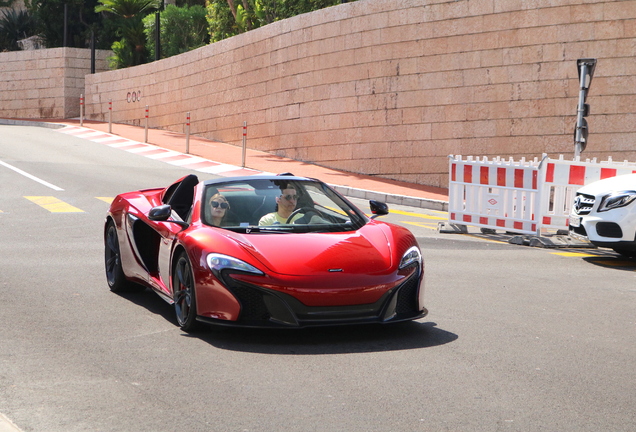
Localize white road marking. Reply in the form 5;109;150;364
0;159;63;191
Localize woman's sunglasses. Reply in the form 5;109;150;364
211;201;229;209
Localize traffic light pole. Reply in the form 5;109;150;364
574;58;596;159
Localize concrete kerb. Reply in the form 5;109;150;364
0;118;65;129
1;118;450;212
330;185;448;211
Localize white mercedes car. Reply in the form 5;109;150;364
569;173;636;256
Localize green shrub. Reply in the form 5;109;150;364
0;8;37;51
144;4;209;59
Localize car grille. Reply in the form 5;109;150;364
225;279;271;322
569;224;587;237
395;270;419;316
222;269;422;327
573;193;595;215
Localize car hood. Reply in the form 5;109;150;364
229;226;393;276
578;173;636;196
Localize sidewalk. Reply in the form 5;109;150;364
2;118;449;211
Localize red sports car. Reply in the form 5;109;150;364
104;174;427;330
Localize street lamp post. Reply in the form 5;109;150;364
63;3;68;47
155;1;164;61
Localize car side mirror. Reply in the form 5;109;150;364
149;205;189;229
369;200;389;219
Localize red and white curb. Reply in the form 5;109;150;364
57;125;272;177
53;124;446;211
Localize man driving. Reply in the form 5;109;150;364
258;185;303;225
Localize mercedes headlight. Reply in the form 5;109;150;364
206;253;263;276
598;191;636;212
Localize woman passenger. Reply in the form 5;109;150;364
209;193;230;226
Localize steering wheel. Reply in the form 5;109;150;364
286;207;320;224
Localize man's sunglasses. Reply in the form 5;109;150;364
281;194;298;201
211;201;229;209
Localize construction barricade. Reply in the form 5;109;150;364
447;154;636;236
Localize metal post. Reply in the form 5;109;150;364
63;4;68;48
186;112;190;154
80;94;84;127
108;99;112;133
144;105;149;143
90;29;96;74
242;121;247;168
573;58;596;159
155;0;164;61
574;67;587;159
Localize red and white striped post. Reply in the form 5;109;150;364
185;112;190;154
144;105;149;143
108;99;112;133
242;121;247;168
79;94;84;127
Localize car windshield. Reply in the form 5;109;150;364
201;178;368;233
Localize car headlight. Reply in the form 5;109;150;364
399;246;422;270
598;191;636;212
206;253;263;276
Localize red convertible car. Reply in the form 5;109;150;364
104;174;427;331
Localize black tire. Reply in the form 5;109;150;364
104;220;144;293
173;252;200;332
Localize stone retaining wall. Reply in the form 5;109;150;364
10;0;636;188
0;48;110;119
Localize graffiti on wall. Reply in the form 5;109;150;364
126;91;142;103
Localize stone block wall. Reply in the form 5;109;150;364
0;48;110;119
79;0;636;187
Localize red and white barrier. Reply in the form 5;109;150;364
447;154;636;235
449;155;542;235
538;155;636;232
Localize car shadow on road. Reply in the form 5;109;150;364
583;254;636;271
192;321;458;355
117;290;458;354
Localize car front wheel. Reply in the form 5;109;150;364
173;252;200;332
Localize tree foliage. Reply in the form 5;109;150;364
175;0;206;5
4;0;350;66
96;0;161;68
95;0;161;18
0;8;37;51
206;0;345;42
25;0;115;49
143;4;209;59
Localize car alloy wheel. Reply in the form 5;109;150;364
173;252;200;331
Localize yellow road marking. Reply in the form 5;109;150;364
25;196;83;213
551;252;597;257
391;209;447;220
401;221;438;230
96;197;114;204
465;234;509;244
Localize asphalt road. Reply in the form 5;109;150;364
1;125;635;431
